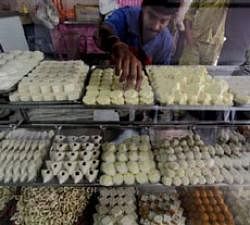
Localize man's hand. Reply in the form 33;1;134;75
185;29;193;46
112;42;143;90
184;19;193;46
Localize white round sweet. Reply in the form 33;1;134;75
148;170;161;183
136;173;148;184
115;162;128;174
118;143;127;152
139;161;151;173
181;176;190;186
194;152;202;160
186;152;194;160
111;98;125;105
103;143;116;152
206;159;215;168
179;160;188;169
176;168;185;178
190;176;199;185
128;151;138;161
162;176;172;186
124;89;138;99
127;143;138;151
173;177;182;186
97;96;110;105
113;174;124;185
139;151;150;161
124;173;135;185
138;143;150;152
164;169;176;178
168;162;179;170
125;98;139;105
177;152;185;160
102;151;116;163
205;175;215;184
82;96;96;105
101;162;116;176
198;176;206;185
117;151;128;162
127;161;140;174
100;175;113;186
196;160;205;168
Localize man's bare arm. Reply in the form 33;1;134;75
95;23;142;90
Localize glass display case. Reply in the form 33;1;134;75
0;1;250;225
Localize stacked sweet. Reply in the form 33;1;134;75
224;188;250;225
214;129;250;184
100;135;160;186
83;68;154;105
154;133;223;186
218;76;250;105
42;134;102;184
181;188;235;225
0;129;54;183
11;187;93;225
0;187;15;212
0;50;44;92
10;60;88;102
138;191;186;225
93;187;138;225
154;128;250;186
148;66;233;105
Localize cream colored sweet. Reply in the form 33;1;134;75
13;187;93;225
11;60;88;102
148;66;233;106
100;135;158;186
44;134;101;184
83;68;154;105
139;192;186;225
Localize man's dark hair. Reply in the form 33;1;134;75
142;0;181;14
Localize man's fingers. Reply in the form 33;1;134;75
113;54;122;76
135;63;143;91
126;59;138;88
120;57;130;83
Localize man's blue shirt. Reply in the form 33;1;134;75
105;7;174;65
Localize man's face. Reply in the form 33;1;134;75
142;6;172;41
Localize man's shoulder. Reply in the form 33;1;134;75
112;6;141;17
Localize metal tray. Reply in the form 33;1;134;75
0;125;57;186
39;126;103;186
6;64;92;105
82;66;156;108
0;61;43;95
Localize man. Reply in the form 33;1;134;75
96;0;181;89
179;0;230;65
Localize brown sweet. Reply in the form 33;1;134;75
203;198;210;205
213;205;221;213
182;188;235;225
207;191;214;198
197;205;207;213
217;213;225;222
201;213;210;222
210;199;217;205
202;222;211;225
205;205;214;213
216;197;224;206
209;213;217;222
195;198;203;206
200;190;208;198
193;190;201;198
